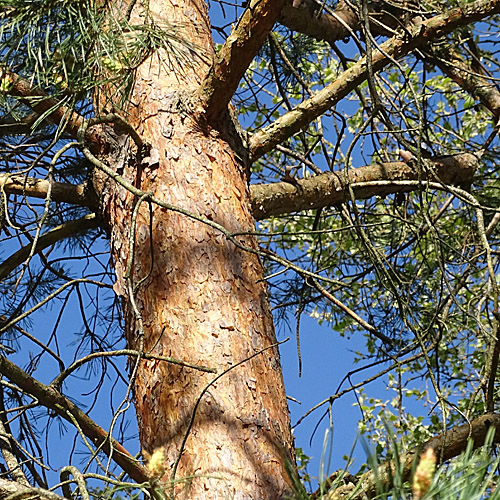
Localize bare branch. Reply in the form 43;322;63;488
52;349;216;389
0;214;99;281
424;47;500;120
278;1;360;45
250;153;478;220
6;153;476;232
197;0;289;123
249;0;500;160
6;152;477;223
0;477;66;500
0;175;94;208
0;356;152;486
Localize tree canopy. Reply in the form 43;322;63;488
1;0;500;498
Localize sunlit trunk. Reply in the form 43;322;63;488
95;1;294;498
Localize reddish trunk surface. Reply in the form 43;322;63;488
97;1;294;499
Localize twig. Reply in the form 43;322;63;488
309;276;394;346
52;350;215;389
0;278;110;335
60;466;90;500
0;214;99;281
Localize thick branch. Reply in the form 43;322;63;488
6;71;84;139
6;154;476;223
425;48;500;120
278;2;359;45
0;214;99;281
0;175;93;208
324;413;500;500
278;0;399;45
197;0;289;122
249;0;500;160
2;70;102;148
0;356;151;485
250;153;477;220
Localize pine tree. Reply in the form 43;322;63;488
1;0;500;499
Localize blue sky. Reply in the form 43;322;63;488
0;1;437;492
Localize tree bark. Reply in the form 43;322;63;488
94;1;294;499
250;153;478;220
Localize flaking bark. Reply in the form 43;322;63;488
95;1;294;499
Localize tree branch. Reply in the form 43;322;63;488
0;175;94;208
3;153;477;223
0;356;152;486
0;477;66;500
1;69;111;150
279;0;437;44
323;413;500;500
0;214;99;281
4;70;84;139
424;47;500;120
0;113;41;136
249;0;500;160
250;153;478;220
278;1;359;45
197;0;289;122
278;0;403;46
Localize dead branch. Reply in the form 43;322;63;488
0;214;99;281
0;356;152;486
0;478;66;500
424;47;500;120
0;175;93;208
0;153;478;224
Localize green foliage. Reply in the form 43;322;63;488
0;0;198;112
296;447;313;485
308;428;500;500
0;0;500;496
240;3;500;475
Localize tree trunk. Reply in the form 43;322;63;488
95;1;294;499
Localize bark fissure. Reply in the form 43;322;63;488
100;112;294;497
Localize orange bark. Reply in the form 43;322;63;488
97;1;294;499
